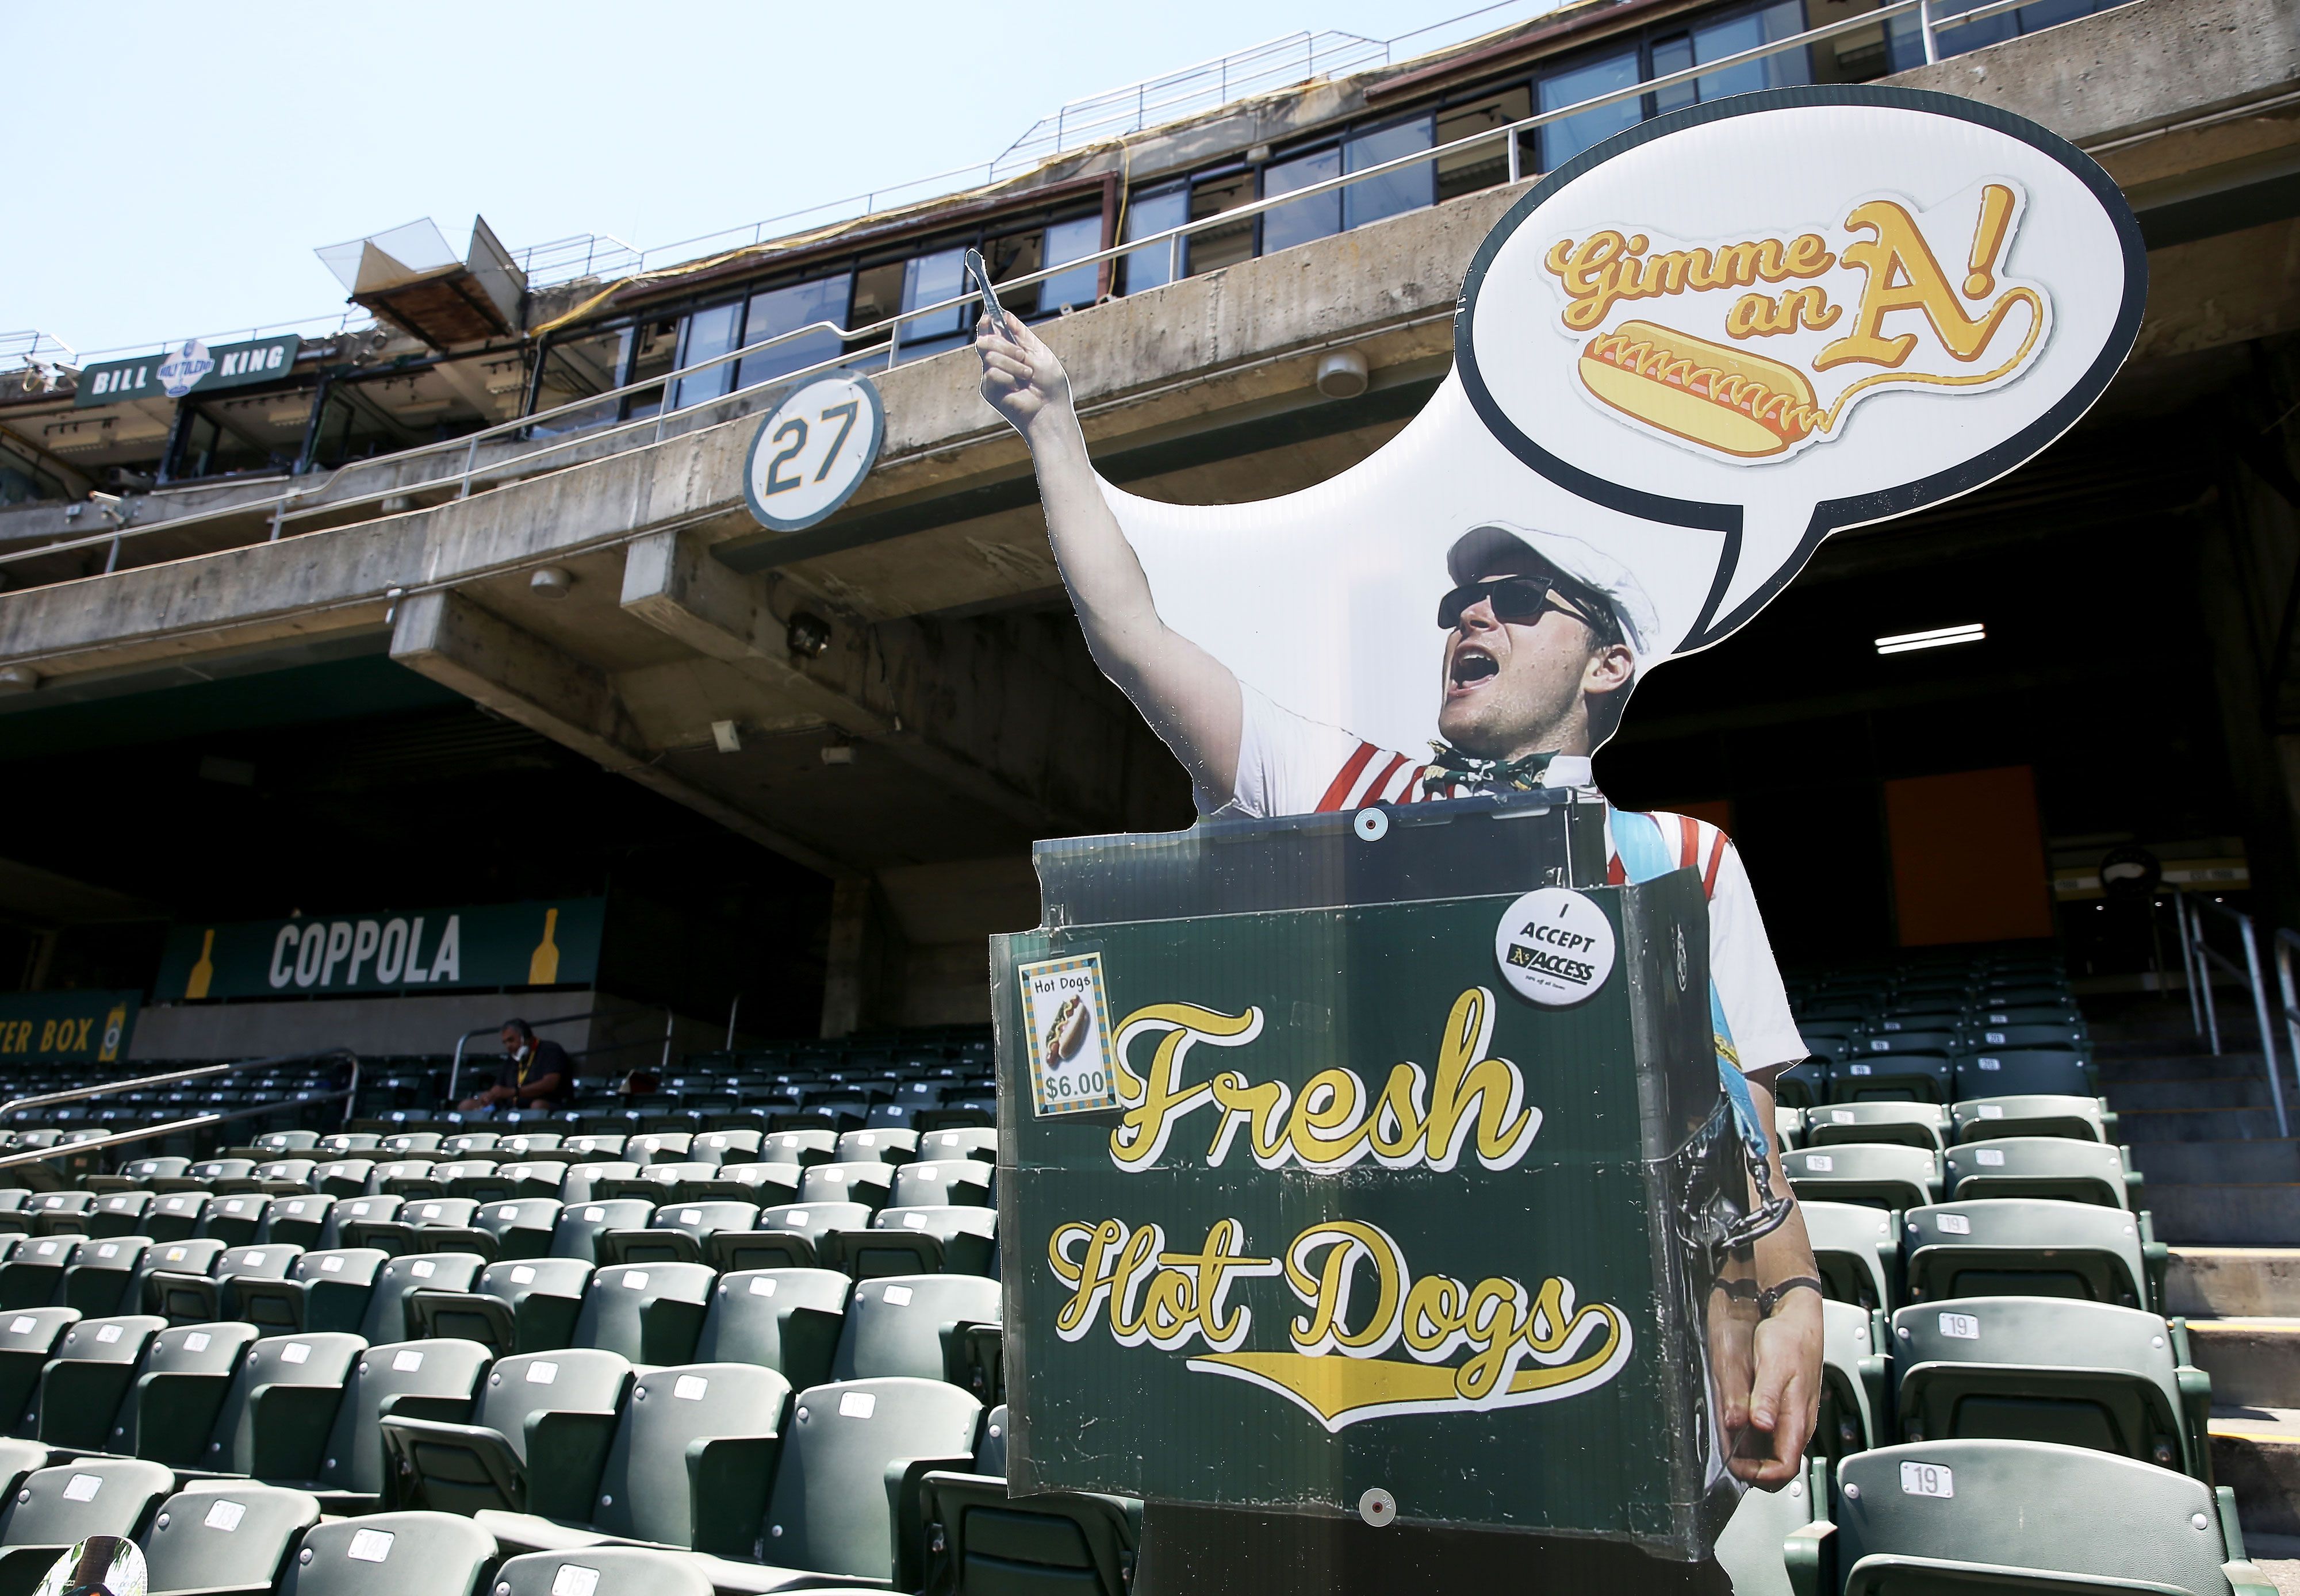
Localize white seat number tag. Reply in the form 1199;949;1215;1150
1899;1461;1954;1498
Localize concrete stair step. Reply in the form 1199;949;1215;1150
2170;1250;2300;1317
2099;1053;2274;1084
2186;1319;2300;1410
2107;1077;2286;1111
2152;1183;2300;1245
2211;1407;2300;1540
2118;1108;2293;1145
2133;1140;2300;1183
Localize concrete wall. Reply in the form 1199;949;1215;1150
126;986;727;1076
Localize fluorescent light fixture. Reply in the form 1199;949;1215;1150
1875;622;1985;655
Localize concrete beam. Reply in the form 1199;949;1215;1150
619;528;1125;833
391;588;851;878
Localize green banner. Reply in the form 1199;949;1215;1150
154;898;604;1002
0;990;139;1064
995;870;1749;1556
75;334;302;409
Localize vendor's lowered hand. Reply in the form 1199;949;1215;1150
1730;1288;1822;1485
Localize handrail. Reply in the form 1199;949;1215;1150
0;1047;361;1127
0;1087;357;1174
2180;893;2287;1138
445;1007;672;1104
3;0;2057;584
2271;924;2300;1143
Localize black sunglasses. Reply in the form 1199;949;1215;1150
1437;575;1618;640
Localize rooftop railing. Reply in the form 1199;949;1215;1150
0;0;2102;596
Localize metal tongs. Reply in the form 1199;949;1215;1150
964;248;1012;339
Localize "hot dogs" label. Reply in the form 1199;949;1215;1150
1019;951;1120;1117
1540;179;2050;465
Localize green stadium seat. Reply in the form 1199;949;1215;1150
315;1135;383;1157
25;1192;96;1237
889;1161;992;1209
564;1135;629;1161
550;1202;656;1265
1777;1108;1804;1152
762;1130;837;1167
24;1315;164;1449
1828;1053;1952;1104
247;1337;491;1511
1818;1300;1885;1460
441;1134;501;1158
600;1204;762;1268
356;1198;481;1256
322;1196;402;1250
500;1134;565;1158
1944;1138;2138;1208
1955;1050;2095;1099
1774;1062;1830;1110
198;1194;273;1248
627;1133;695;1167
0;1309;78;1434
833;1275;1001;1382
373;1162;444;1201
273;1510;498;1596
1950;1095;2112;1144
710;1165;803;1206
154;1331;363;1476
495;1545;715;1596
1891;1296;2210;1475
380;1134;443;1157
383;1348;634;1516
568;1263;713;1366
0;1457;175;1589
918;1129;997;1163
1788;1439;2273;1595
0;1441;43;1503
84;1321;257;1460
0;1237;83;1310
689;1131;765;1169
477;1362;794;1558
409;1259;592;1357
1804;1105;1949;1153
153;1243;304;1326
1966;1022;2087;1051
947;1321;1003;1406
798;1164;895;1212
692;1269;846;1389
559;1165;641;1207
1716;1459;1827;1596
252;1160;320;1195
1903;1200;2162;1311
852;1206;998;1278
914;1467;1141;1596
1785;1146;1942;1211
86;1195;156;1241
834;1130;918;1167
258;1195;338;1250
140;1482;321;1596
1854;1032;1958;1058
356;1253;485;1344
142;1195;210;1244
445;1198;564;1261
228;1249;392;1336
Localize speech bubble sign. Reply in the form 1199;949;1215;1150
1457;86;2145;655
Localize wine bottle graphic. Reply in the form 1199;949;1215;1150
529;908;561;985
185;929;216;1000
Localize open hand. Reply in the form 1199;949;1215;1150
976;313;1074;440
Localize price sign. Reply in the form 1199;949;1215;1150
1017;951;1118;1117
742;373;884;532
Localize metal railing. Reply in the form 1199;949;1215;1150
0;1048;360;1127
445;1008;673;1105
0;1089;358;1176
2178;893;2288;1137
2;0;2075;592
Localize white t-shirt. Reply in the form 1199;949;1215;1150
1206;683;1808;1073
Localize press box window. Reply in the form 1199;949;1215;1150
987;214;1103;317
670;300;744;410
1436;88;1532;202
529;325;627;435
1118;182;1189;294
1651;0;1811;114
1537;48;1642;171
1344;114;1435;231
737;275;850;388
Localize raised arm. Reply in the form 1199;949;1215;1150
976;314;1243;798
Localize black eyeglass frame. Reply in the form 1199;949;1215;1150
1436;574;1621;643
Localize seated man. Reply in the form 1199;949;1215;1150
458;1018;574;1112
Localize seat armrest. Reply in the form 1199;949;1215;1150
1783;1521;1834;1596
684;1433;781;1557
132;1368;234;1467
780;1305;843;1392
886;1453;977;1591
247;1381;343;1481
641;1296;709;1367
524;1408;618;1522
377;1392;473;1425
2226;1563;2279;1596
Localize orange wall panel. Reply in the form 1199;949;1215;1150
1884;766;2055;947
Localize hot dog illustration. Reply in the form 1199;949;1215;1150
1577;319;1824;459
1043;994;1091;1068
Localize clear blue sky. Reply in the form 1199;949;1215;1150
6;0;1548;361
